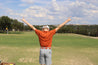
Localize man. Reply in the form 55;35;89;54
22;17;71;65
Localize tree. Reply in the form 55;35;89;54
11;19;24;31
0;16;12;31
0;16;24;32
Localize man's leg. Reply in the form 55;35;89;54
45;49;52;65
39;49;45;65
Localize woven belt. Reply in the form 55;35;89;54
41;47;51;49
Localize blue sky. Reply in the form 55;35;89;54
0;0;98;25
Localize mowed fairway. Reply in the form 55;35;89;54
0;32;98;65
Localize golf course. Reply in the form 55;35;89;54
0;32;98;65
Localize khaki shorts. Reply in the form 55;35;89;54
39;48;52;65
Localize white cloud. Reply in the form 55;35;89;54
91;10;98;13
23;6;48;17
5;6;55;22
21;0;34;4
1;0;98;25
78;0;98;5
72;17;82;20
23;6;55;20
19;3;27;7
57;0;98;24
68;1;98;17
10;0;98;24
52;0;60;11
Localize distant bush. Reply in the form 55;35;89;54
57;25;98;37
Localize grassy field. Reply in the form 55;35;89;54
0;32;98;65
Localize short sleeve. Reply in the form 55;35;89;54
50;29;56;35
35;29;42;35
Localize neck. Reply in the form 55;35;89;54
43;30;49;31
42;29;49;31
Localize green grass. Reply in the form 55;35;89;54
8;31;23;34
0;31;23;34
0;32;98;65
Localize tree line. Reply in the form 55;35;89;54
57;25;98;37
0;16;98;37
0;16;24;32
0;16;33;32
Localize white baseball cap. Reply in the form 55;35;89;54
42;25;49;29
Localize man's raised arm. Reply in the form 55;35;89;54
55;17;71;32
22;18;36;30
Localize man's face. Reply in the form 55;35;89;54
42;28;49;31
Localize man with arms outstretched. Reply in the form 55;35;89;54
22;18;71;65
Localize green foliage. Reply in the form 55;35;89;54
57;25;98;37
0;16;12;31
11;19;24;31
0;16;24;32
24;25;32;31
34;25;42;30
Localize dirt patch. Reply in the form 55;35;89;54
0;46;18;50
0;55;8;62
18;57;38;63
26;48;39;52
80;48;98;52
60;56;94;65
